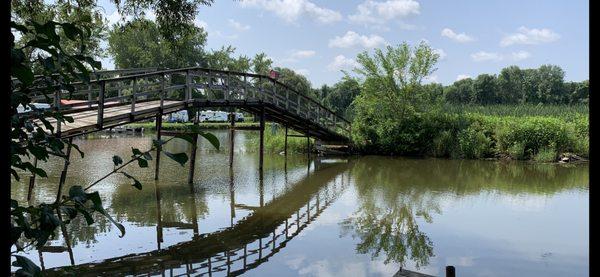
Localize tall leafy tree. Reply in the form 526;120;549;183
472;74;498;104
108;18;207;68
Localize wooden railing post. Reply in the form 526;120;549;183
97;81;105;128
87;85;92;108
160;74;165;110
258;76;263;101
54;90;62;135
226;72;231;101
285;89;289;110
131;77;137;115
243;75;248;100
186;69;192;102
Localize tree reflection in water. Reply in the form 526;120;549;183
340;156;588;269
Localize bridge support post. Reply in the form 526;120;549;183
187;131;198;185
229;168;235;226
27;157;38;204
154;181;164;250
189;176;200;237
259;107;265;173
229;112;235;168
284;126;288;157
55;138;73;203
154;114;162;180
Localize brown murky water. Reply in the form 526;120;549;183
11;130;589;276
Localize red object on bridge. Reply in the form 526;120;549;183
269;70;280;79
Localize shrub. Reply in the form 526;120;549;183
457;126;491;159
534;145;557;162
508;142;527;160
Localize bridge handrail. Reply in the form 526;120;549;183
23;66;351;125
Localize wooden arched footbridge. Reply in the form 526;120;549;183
27;67;350;141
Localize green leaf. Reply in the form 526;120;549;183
143;152;152;160
86;191;125;237
137;158;148;168
12;255;41;277
112;155;123;166
174;133;195;144
12;65;34;86
131;148;142;156
29;167;47;178
164;152;188;166
121;172;142;190
61;23;79;41
199;132;220;150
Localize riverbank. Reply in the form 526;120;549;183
352;111;588;163
125;122;260;131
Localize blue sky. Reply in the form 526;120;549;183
99;0;589;87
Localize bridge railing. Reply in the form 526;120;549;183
23;67;351;139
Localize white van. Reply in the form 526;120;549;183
166;110;189;123
17;103;51;114
199;110;243;122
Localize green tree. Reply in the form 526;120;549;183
251;52;273;75
205;45;251;72
472;74;498;104
273;67;317;98
12;0;108;71
351;42;440;154
534;64;566;104
443;78;475;104
322;77;361;118
108;19;207;69
497;66;525;104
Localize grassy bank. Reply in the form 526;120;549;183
125;122;259;131
252;124;314;154
353;105;588;162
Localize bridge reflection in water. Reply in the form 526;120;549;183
45;157;351;276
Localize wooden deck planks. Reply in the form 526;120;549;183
35;100;183;136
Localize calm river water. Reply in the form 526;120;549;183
11;130;589;276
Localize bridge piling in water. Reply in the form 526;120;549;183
27;157;38;204
259;107;265;173
154;114;163;180
187;132;198;185
55;137;73;203
229;111;235;168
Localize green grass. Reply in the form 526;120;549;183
124;121;259;131
443;103;588;121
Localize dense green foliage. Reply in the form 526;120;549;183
348;42;588;161
443;65;588;105
10;0;222;274
108;19;207;68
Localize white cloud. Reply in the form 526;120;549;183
349;0;420;25
471;51;502;62
328;55;359;71
510;50;531;61
291;50;316;59
228;19;250;31
239;0;342;24
434;48;447;60
470;50;531;62
456;74;471;81
441;28;474;43
500;26;560;47
329;31;386;48
195;19;209;29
